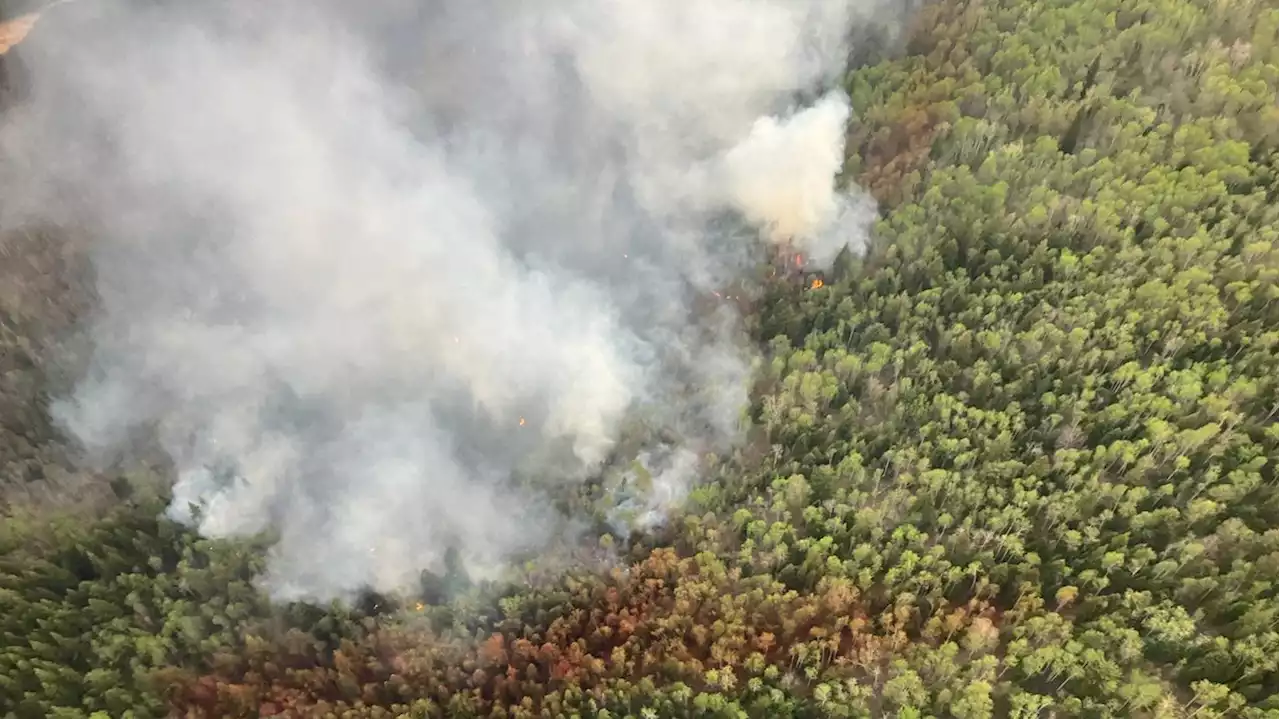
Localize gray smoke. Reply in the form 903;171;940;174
1;0;876;601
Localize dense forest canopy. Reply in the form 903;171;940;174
0;0;1276;717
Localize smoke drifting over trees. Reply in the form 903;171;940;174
0;0;875;600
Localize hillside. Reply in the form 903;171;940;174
0;0;1276;717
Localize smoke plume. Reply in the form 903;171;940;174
0;0;876;601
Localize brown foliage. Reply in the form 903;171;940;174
169;546;988;717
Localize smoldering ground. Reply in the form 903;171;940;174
0;0;877;601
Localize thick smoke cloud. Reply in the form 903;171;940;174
1;0;876;601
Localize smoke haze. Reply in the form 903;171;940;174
0;0;876;601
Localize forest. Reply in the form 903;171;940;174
0;0;1276;716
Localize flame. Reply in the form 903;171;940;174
810;278;824;290
518;417;526;427
414;602;425;612
794;254;803;268
0;12;40;56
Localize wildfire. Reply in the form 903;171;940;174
0;12;39;56
810;278;824;290
414;602;425;612
518;417;526;427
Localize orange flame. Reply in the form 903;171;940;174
0;13;40;56
810;278;824;290
518;417;526;427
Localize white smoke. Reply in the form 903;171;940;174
1;0;876;601
722;93;870;264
